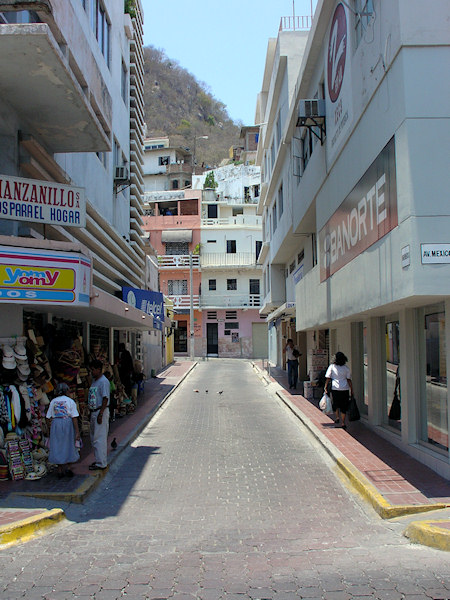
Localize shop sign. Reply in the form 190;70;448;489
122;287;164;329
325;2;354;165
319;137;398;281
0;175;85;227
0;246;91;304
401;245;410;268
292;264;304;285
421;243;450;264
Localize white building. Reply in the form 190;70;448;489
192;165;267;358
257;0;450;478
143;137;193;192
0;0;155;362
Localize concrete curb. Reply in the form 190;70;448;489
0;508;65;548
404;520;450;552
6;362;199;505
252;362;450;551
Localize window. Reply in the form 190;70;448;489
272;204;277;234
208;279;216;291
226;240;236;254
225;311;237;320
289;260;296;274
254;184;260;198
244;187;250;201
165;242;188;255
297;249;304;264
121;61;128;103
168;279;187;295
270;139;275;168
207;311;217;320
158;156;170;166
96;152;107;168
227;279;237;291
302;130;313;171
172;180;179;190
354;0;374;47
278;184;284;218
91;0;110;66
249;279;260;295
276;112;282;148
225;322;239;329
255;240;262;260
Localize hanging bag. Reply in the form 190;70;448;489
348;395;360;421
319;392;333;415
388;390;401;420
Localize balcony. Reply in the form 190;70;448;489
158;255;200;269
166;163;193;175
201;215;261;228
167;294;200;309
200;252;258;268
201;293;261;309
0;16;111;152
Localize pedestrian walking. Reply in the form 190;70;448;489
324;351;353;429
46;382;80;478
87;359;110;470
284;339;299;390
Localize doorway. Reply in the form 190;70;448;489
207;323;218;355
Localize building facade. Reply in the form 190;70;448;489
257;0;450;478
0;0;158;365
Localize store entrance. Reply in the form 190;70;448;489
207;323;218;355
174;320;187;353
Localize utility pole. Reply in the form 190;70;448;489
189;251;194;359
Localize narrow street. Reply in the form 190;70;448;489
1;360;449;600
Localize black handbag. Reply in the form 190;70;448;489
348;395;360;421
388;391;401;420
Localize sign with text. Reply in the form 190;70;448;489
421;244;450;264
0;174;85;227
0;246;91;304
319;137;398;281
122;287;164;329
325;2;354;165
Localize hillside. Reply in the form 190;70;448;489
143;46;242;168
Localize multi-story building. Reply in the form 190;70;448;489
0;1;155;362
143;137;193;192
193;164;266;358
257;1;450;477
142;189;202;356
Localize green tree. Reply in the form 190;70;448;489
204;171;218;190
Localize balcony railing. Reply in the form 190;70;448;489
200;252;258;268
279;15;312;31
200;293;261;309
158;255;200;269
201;215;262;227
167;294;200;309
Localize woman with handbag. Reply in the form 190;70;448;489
324;352;353;429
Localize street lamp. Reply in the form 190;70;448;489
192;135;208;171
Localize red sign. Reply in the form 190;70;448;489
319;138;398;282
327;3;347;103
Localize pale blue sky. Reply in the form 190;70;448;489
141;0;316;125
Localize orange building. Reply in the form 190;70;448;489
142;189;202;356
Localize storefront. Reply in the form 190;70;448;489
0;242;158;482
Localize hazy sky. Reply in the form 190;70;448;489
141;0;316;125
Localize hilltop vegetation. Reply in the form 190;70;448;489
143;46;242;167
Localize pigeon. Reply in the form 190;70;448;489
217;391;223;395
111;437;117;450
193;389;199;393
205;390;208;393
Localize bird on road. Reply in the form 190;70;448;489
111;437;117;450
193;389;199;393
217;390;223;395
205;390;208;393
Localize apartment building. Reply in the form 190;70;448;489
257;0;450;477
193;164;266;358
0;0;154;362
143;137;193;192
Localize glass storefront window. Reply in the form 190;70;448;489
362;323;368;415
421;307;448;452
385;319;401;431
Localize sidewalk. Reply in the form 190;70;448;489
0;360;196;547
252;361;450;552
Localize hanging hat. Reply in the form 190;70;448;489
2;356;16;369
17;363;31;376
13;343;27;360
2;345;14;358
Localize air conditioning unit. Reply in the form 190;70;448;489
297;99;326;126
114;166;129;181
171;320;178;329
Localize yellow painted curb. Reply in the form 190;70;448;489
336;457;447;519
404;520;450;552
0;508;65;548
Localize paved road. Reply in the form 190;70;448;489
1;360;449;599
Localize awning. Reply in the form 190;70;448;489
23;287;157;331
267;302;296;322
161;229;192;243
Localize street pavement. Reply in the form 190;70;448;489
0;358;449;600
